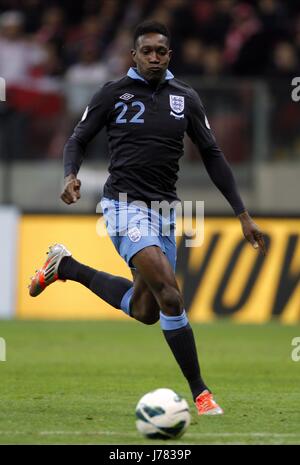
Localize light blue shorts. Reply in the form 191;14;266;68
100;197;177;271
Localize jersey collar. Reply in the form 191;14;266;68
127;67;174;83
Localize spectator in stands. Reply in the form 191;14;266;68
65;15;105;66
192;0;233;46
270;41;300;78
202;46;225;77
0;10;46;86
224;2;263;74
176;38;204;76
66;41;108;85
65;41;108;115
35;5;66;65
257;0;289;33
120;0;149;30
104;28;133;78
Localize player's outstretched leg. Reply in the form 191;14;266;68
29;244;159;324
29;243;135;311
131;246;223;415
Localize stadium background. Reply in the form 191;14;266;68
0;0;300;447
0;0;299;322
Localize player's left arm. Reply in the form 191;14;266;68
186;89;266;255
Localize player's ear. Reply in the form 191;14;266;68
131;49;137;64
168;49;173;60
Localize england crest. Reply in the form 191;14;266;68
169;94;185;114
128;227;141;242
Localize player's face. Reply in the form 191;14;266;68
131;33;172;82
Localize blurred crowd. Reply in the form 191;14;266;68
1;0;300;83
0;0;300;160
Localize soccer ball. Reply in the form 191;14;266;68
135;388;191;439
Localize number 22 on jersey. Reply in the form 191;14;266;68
114;101;145;124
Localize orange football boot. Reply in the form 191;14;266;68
29;244;71;297
195;390;224;415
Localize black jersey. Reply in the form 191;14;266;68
64;67;245;214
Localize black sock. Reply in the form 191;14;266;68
58;256;132;309
163;323;209;401
58;256;95;286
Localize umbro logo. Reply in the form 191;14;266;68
119;93;134;101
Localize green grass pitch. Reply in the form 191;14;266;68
0;320;299;445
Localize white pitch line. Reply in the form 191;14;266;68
0;431;299;439
40;432;300;438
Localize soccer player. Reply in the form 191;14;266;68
29;21;265;415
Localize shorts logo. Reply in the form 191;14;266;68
120;93;134;101
128;227;141;242
169;94;184;119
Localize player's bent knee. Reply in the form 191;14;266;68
131;301;160;325
133;308;159;325
140;313;160;325
158;286;183;316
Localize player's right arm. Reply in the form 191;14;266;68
61;83;113;204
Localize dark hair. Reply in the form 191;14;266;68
133;20;170;47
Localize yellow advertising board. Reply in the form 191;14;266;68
176;218;300;324
17;215;131;320
17;216;300;323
